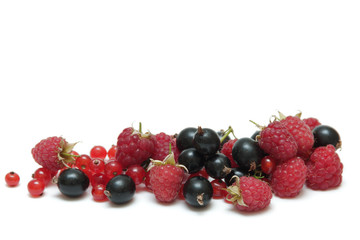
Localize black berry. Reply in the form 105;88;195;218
57;168;90;198
232;137;265;172
176;127;197;151
193;126;220;156
224;168;248;186
204;153;231;179
183;176;213;208
105;175;136;204
312;125;341;149
177;148;205;174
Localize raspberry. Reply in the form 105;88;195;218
258;121;298;162
115;126;156;168
226;176;272;212
31;136;77;172
149;153;185;203
220;139;238;168
303;117;321;131
306;145;343;190
152;132;176;161
270;157;307;198
280;115;314;158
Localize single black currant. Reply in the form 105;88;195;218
105;174;136;204
250;130;260;141
232;137;265;172
177;148;205;174
312;125;341;149
204;153;231;179
193;126;220;156
57;168;90;198
224;168;248;186
183;176;213;208
176;127;197;151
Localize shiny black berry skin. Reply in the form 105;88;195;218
224;168;247;186
178;148;205;174
312;125;341;149
183;176;213;208
251;130;260;140
232;137;265;172
218;130;230;148
204;153;231;179
57;168;90;198
193;127;220;156
105;175;136;204
176;127;197;151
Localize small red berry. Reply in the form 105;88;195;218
90;173;108;187
107;145;117;160
75;154;92;175
211;179;227;199
90;145;107;160
91;184;108;202
104;160;123;179
33;167;52;185
28;179;45;197
125;165;146;185
5;171;20;187
89;158;105;173
261;156;277;175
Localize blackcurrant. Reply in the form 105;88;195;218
177;148;205;174
183;176;213;208
176;127;197;151
250;130;260;141
312;125;341;149
232;137;265;172
193;126;220;156
204;153;231;179
105;174;136;204
57;168;90;198
224;168;248;186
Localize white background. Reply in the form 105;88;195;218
0;1;359;239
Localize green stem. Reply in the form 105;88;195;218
61;152;80;158
139;122;142;133
220;126;235;143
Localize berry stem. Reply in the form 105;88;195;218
139;122;142;134
61;152;80;158
197;126;204;136
220;126;235;143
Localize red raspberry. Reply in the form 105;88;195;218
258;121;298;162
115;126;156;168
149;153;185;203
226;176;272;212
31;136;77;172
220;139;238;168
306;145;343;190
270;157;307;198
303;117;321;131
152;132;176;161
280;115;314;158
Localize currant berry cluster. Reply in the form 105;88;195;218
5;114;344;213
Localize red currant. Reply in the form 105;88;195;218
75;154;92;175
261;156;277;175
71;150;80;161
33;167;52;185
28;179;45;197
92;184;108;202
89;158;105;173
211;179;227;199
5;171;20;187
107;145;117;160
90;145;107;160
189;167;209;179
90;173;108;187
104;160;123;179
125;165;146;185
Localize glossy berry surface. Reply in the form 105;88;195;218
224;168;247;186
177;148;205;174
312;125;341;149
33;167;52;185
57;168;90;198
104;160;123;179
92;184;108;202
261;156;277;175
75;154;92;176
28;179;45;197
232;137;265;172
204;153;231;179
107;145;117;160
90;145;107;159
5;171;20;187
90;173;108;187
211;179;227;199
176;127;197;151
183;176;213;208
89;158;105;174
105;174;136;204
125;165;146;185
193;127;220;156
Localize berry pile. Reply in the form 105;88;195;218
5;113;344;213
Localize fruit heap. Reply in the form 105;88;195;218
5;112;344;213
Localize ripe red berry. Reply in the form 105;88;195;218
89;158;105;174
211;179;227;199
92;184;108;202
107;145;117;160
90;172;108;187
5;171;20;187
125;165;146;185
104;160;123;180
28;179;45;197
303;117;321;131
261;156;277;175
75;154;92;176
33;167;52;185
90;146;107;160
152;132;175;161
